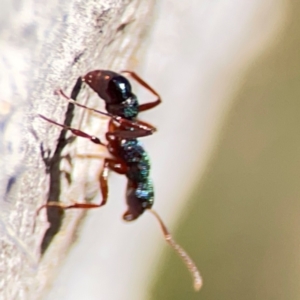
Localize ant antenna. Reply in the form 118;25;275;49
148;209;203;291
56;89;113;118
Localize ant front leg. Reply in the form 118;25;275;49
135;119;157;132
107;119;157;139
121;70;162;112
106;114;156;140
39;114;105;146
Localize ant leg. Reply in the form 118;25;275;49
37;158;127;213
135;119;157;132
121;70;162;112
56;89;112;118
106;116;156;140
106;123;156;139
39;114;105;146
99;158;127;206
109;118;156;138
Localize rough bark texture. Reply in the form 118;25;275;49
0;0;155;299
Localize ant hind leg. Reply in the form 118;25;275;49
37;158;127;214
121;70;162;112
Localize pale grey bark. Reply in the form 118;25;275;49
0;0;155;299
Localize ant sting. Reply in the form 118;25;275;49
38;70;202;291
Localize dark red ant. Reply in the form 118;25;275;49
38;71;202;290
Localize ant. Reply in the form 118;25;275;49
38;71;202;290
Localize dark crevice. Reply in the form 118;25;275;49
40;77;82;254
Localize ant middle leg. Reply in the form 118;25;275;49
121;70;162;112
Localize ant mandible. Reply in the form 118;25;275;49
38;70;202;291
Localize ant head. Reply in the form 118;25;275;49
123;181;154;221
83;70;132;105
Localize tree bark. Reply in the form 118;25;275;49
0;0;156;299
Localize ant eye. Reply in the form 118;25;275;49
108;76;132;102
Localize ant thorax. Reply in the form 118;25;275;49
106;94;139;120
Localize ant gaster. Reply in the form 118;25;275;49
38;71;202;291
